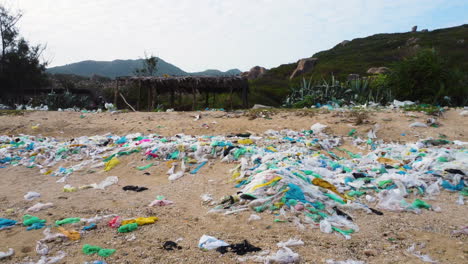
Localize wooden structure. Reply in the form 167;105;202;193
114;76;249;111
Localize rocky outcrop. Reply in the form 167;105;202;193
241;66;267;80
347;74;360;81
412;26;418;32
289;58;318;79
421;29;428;32
340;40;350;46
406;37;419;46
367;67;390;74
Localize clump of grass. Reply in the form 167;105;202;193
403;105;443;116
244;108;278;120
349;110;369;125
0;110;25;116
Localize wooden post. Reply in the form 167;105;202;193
170;88;175;108
192;86;196;111
137;80;141;111
242;81;249;108
147;83;152;112
113;81;119;107
152;83;157;111
229;87;234;110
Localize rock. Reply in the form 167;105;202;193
460;110;468;116
251;104;273;109
411;25;417;32
364;249;377;256
421;29;428;32
289;58;318;79
457;39;465;44
241;66;267;80
367;67;390;74
340;40;350;46
347;74;360;81
406;37;419;46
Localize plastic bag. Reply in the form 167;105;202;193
265;246;301;264
0;248;14;259
91;176;118;190
27;203;54;213
24;191;41;201
311;123;328;133
198;235;229;250
276;238;304;248
409;122;428;128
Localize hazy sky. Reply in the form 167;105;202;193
3;0;467;71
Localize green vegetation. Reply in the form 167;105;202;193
31;91;91;110
255;25;468;107
0;5;48;105
283;74;394;108
388;48;467;105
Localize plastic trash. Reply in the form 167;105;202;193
149;197;174;207
104;157;120;171
40;228;67;243
55;217;80;226
326;260;365;264
118;223;138;233
27;222;46;230
198;235;229;250
121;216;158;226
27;202;54;213
108;216;122;228
82;223;97;231
320;220;333;233
24;191;41;201
216;240;261;255
57;226;81;240
248;214;262;222
136;163;154;170
266;246;301;264
276;238;304;248
407;243;437;263
201;193;214;204
311;123;328;133
0;248;14;259
393;100;415;107
63;184;77;192
23;215;46;226
122;185;148;192
91;176;119;190
36;241;49;255
0;218;17;230
31;251;66;264
409;122;428;128
82;244;116;257
163;241;182;250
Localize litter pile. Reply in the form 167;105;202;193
0;121;467;261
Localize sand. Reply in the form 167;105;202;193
0;108;467;264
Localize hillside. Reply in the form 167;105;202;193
47;59;241;78
250;24;468;106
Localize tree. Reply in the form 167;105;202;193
0;5;21;62
0;5;48;104
134;53;158;76
132;53;159;110
388;48;460;105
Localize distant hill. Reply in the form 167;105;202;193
250;24;468;106
47;58;241;78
